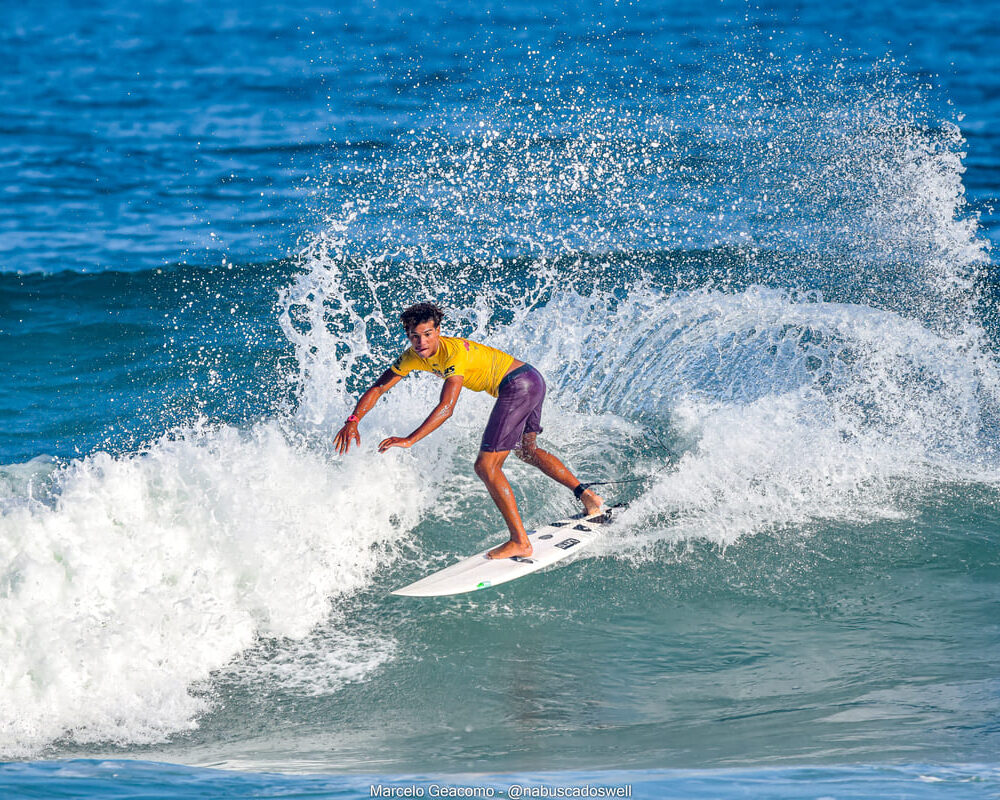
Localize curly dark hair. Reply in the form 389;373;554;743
400;302;445;333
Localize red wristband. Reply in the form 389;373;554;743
346;414;360;424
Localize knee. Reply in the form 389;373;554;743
474;454;494;481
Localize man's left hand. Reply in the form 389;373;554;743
378;436;412;453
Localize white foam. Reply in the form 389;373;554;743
0;420;425;757
225;622;398;697
523;286;1000;556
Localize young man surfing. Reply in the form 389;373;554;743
334;302;603;559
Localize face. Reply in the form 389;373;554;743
407;320;441;358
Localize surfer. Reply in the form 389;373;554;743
334;302;603;559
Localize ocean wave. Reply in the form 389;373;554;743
3;28;997;762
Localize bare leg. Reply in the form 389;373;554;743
475;450;534;559
516;432;603;514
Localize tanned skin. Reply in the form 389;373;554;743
334;320;602;558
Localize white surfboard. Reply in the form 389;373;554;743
391;509;615;597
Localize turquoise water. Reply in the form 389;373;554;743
3;0;1000;797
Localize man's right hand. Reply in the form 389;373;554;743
334;369;404;455
335;422;360;454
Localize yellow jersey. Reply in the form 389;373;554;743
390;336;515;397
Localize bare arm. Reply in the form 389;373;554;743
378;375;464;453
334;368;404;454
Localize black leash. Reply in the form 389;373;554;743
582;473;660;490
574;432;674;498
573;461;672;499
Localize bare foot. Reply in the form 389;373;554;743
488;539;533;559
581;489;604;515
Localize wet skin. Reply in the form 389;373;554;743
333;320;603;558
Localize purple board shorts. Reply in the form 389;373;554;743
480;364;546;452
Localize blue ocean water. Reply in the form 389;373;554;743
3;1;1000;798
2;761;999;799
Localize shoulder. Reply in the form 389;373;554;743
440;337;473;362
390;346;421;375
441;336;474;354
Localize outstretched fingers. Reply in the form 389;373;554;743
378;436;411;453
335;425;361;455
